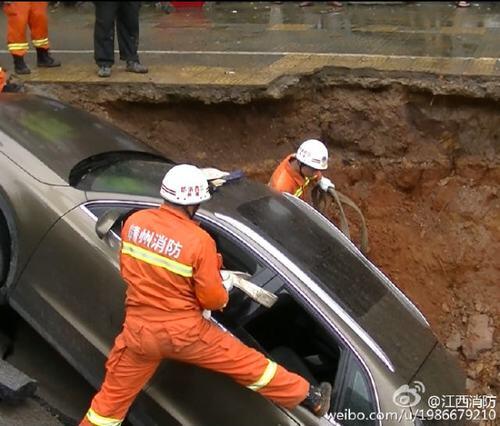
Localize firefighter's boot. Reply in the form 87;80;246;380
36;48;61;68
13;55;30;75
300;382;332;417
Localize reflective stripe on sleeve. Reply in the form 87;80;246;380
247;359;278;391
86;408;123;426
121;241;193;278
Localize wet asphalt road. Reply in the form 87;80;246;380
0;1;499;85
0;308;91;426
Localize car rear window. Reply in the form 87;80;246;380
71;153;172;197
0;95;160;183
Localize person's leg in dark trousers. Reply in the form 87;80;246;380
116;1;147;73
94;1;119;77
116;1;139;63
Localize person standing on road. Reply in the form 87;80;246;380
269;139;335;201
93;1;148;78
80;164;332;426
2;1;61;75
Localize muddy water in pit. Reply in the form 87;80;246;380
59;84;499;397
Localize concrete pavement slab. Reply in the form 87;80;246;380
0;1;499;88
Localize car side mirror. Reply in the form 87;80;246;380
95;209;123;240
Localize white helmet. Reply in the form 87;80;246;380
160;164;211;205
296;139;328;170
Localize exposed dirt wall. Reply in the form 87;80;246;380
47;77;499;398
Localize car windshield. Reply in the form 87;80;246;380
236;195;436;378
71;152;172;197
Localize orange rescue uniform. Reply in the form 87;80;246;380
81;204;309;426
0;68;6;92
3;2;50;56
268;154;321;201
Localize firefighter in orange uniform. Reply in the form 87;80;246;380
3;1;60;75
0;67;6;92
269;139;335;201
80;164;332;426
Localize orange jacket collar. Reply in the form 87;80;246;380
283;154;306;188
160;203;191;220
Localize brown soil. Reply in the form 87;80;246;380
51;80;499;398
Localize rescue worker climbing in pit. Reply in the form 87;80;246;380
80;164;332;426
269;138;335;201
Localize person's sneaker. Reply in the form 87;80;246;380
97;66;112;78
13;56;31;75
36;48;61;68
301;382;332;417
126;61;148;74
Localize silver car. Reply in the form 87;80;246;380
0;94;466;425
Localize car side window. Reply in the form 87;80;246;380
337;356;376;425
200;222;260;276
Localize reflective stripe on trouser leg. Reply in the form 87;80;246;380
28;2;49;47
5;1;29;55
85;408;122;426
32;38;49;48
81;331;161;426
168;320;310;409
7;43;29;54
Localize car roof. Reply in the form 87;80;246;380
204;180;436;380
0;94;161;184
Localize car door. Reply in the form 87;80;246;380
198;218;347;424
10;200;140;389
200;217;383;426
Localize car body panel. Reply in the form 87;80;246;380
0;152;86;291
12;204;125;353
412;343;467;412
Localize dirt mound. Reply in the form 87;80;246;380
52;79;499;397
